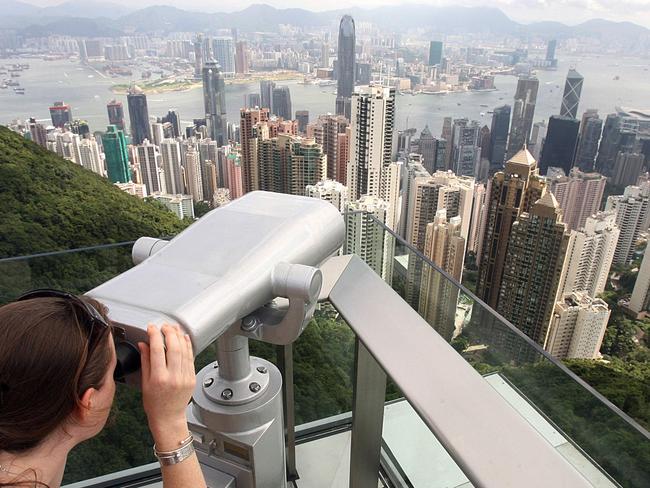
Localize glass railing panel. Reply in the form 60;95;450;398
348;215;649;488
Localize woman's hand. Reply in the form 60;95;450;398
138;324;196;450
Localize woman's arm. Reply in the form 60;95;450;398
139;324;206;488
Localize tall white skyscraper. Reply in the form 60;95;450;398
547;292;610;359
345;196;394;282
347;85;395;202
306;179;349;212
558;212;620;299
76;136;104;177
160;138;184;195
137;140;164;195
605;184;650;265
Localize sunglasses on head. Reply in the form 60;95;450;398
16;289;140;382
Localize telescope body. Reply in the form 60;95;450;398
88;191;345;355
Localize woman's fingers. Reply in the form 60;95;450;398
147;324;167;376
138;341;151;381
162;324;182;373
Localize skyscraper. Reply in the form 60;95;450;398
417;126;438;174
451;119;481;178
182;144;203;202
136;140;163;195
234;40;249;75
596;114;637;177
161;110;181;138
547;292;610;359
295;110;309;134
260;80;275;112
49;102;73;128
239;107;270;193
477;148;545;309
159;139;184;195
613;152;645;187
193;34;204;78
418;209;465;340
311;114;349;182
546;168;606;231
306;179;349;212
272;86;292;120
546;40;557;66
347;85;395;202
336;15;355;118
101;125;131;184
127;86;152;145
27;118;47;147
539;115;580;175
107;100;125;131
557;212;619;299
507;77;539;158
574;110;602;171
628;244;650;316
345;196;393;281
497;191;570;346
428;41;443;66
606;184;650;265
212;37;235;76
560;69;583;119
202;61;227;146
489;105;511;174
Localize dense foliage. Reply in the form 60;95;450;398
0;125;189;258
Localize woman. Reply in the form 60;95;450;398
0;290;206;487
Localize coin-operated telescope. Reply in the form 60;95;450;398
88;191;345;487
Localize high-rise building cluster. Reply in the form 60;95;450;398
11;15;650;364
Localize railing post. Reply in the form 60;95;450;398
350;339;387;488
277;344;299;482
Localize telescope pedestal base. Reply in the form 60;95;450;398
188;357;287;488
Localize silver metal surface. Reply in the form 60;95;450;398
277;344;299;481
349;340;387;488
87;191;345;357
326;255;592;488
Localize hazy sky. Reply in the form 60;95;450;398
23;0;650;28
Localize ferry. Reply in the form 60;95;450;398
14;88;25;95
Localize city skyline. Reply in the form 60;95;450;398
13;0;650;29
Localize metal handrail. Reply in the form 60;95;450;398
325;254;592;488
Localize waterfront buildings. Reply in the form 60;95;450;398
202;61;227;146
628;244;650;315
539;115;580;175
106;100;125;130
212;37;235;76
272;86;292;121
49;101;72;129
507;77;539;158
428;41;443;66
336;15;355;119
574;110;602;171
560;69;583;119
127;86;152;145
488;105;511;173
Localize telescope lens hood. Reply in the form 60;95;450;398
113;341;141;382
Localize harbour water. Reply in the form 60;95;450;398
0;53;647;137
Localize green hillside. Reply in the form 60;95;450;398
0;125;188;258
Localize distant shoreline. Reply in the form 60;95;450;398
109;71;306;95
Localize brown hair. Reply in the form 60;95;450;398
0;295;113;474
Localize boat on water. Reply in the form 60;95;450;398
480;104;488;107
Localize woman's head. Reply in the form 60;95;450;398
0;293;116;454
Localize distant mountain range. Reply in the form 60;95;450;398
2;1;649;46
